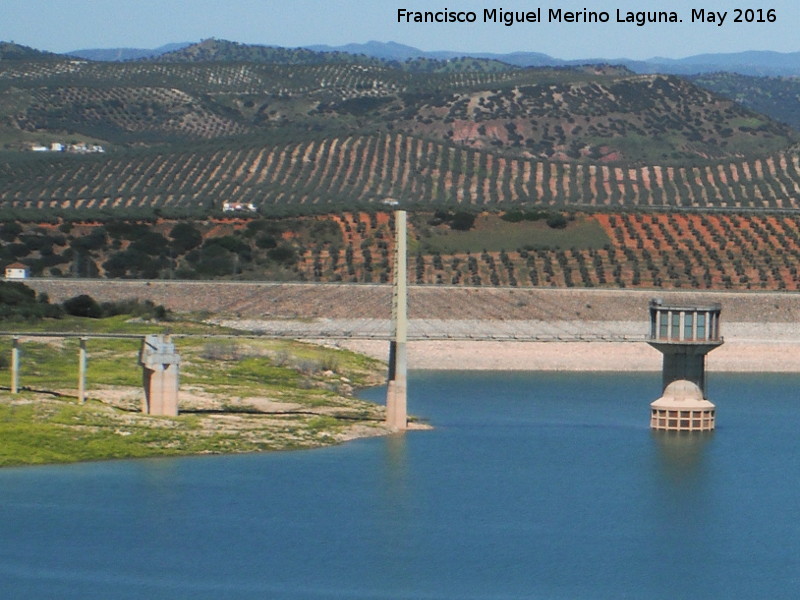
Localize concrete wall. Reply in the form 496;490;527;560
22;278;800;323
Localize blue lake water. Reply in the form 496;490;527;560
2;371;800;599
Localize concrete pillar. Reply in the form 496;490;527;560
655;343;720;397
386;210;408;430
78;337;87;403
139;334;180;416
11;337;20;394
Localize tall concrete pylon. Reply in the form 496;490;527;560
385;210;408;430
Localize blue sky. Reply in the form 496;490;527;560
3;0;799;59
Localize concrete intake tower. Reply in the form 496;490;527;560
647;299;723;431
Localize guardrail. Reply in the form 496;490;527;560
0;331;648;343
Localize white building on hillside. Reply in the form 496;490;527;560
4;263;30;279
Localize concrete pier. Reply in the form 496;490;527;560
139;334;180;416
647;299;723;431
385;210;408;430
78;337;87;403
10;336;19;394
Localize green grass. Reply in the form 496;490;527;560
0;314;388;466
417;214;611;254
0;399;191;466
0;314;237;335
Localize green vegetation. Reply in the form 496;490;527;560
416;213;611;254
0;315;388;467
0;280;62;320
1;40;799;291
692;72;800;132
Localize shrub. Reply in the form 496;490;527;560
98;299;171;321
0;280;36;306
63;294;103;318
191;245;235;276
546;214;568;229
0;222;22;242
450;211;476;231
256;234;278;249
129;231;169;256
268;245;297;265
200;341;242;361
169;222;203;253
501;210;525;223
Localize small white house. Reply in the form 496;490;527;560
4;262;29;280
222;201;257;213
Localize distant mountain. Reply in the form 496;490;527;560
154;38;383;66
308;41;565;67
307;41;800;77
67;43;191;62
52;38;800;76
635;51;800;77
307;41;429;61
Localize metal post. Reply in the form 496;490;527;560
11;337;20;394
386;210;408;430
78;337;87;403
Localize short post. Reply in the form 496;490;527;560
78;337;87;403
11;337;20;394
386;210;408;430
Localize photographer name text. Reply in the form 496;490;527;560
396;7;778;27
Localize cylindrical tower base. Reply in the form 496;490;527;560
650;380;715;432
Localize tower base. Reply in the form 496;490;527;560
650;379;715;432
385;379;408;430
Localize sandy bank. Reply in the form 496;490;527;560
331;339;800;373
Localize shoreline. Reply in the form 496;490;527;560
330;339;800;373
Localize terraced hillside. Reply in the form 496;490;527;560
2;40;800;294
3;134;800;213
2;211;799;292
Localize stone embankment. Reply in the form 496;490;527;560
22;280;800;372
23;279;800;323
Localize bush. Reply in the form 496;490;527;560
267;245;297;265
63;294;103;318
169;222;203;253
0;222;22;242
129;231;169;256
191;245;235;276
501;210;525;223
450;211;476;231
200;341;243;361
546;214;568;229
98;299;171;321
70;228;107;252
256;234;278;249
0;280;36;306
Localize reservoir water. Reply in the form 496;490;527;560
2;371;800;599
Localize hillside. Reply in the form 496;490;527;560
2;210;798;292
0;49;792;159
691;72;800;132
0;41;61;61
2;133;800;215
1;41;800;293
